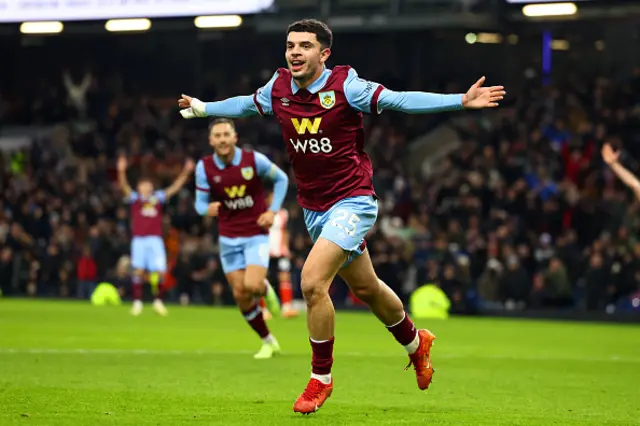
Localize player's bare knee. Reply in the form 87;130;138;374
300;275;329;306
243;279;264;296
231;286;250;303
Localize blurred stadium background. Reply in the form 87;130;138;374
2;1;640;425
2;0;640;319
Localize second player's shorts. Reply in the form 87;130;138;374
131;236;167;272
219;235;270;274
303;195;378;266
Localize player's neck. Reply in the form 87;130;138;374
294;69;324;90
217;152;234;165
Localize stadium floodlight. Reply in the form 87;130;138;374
477;33;503;44
20;21;63;34
105;18;151;32
194;15;243;29
551;39;570;50
522;2;578;17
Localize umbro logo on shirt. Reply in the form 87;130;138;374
281;98;290;107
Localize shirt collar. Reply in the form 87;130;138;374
213;147;241;169
291;68;331;95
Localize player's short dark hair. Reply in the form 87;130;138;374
287;19;333;50
208;118;236;132
138;175;154;185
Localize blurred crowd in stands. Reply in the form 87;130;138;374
1;58;640;315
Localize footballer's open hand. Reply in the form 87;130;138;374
462;77;506;109
601;143;620;165
178;94;207;119
207;202;221;217
257;210;275;229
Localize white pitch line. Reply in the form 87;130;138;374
0;348;638;363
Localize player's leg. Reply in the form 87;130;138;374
244;236;281;317
243;236;281;358
292;237;344;413
145;237;169;315
130;237;146;316
220;238;276;359
295;198;378;414
339;249;436;390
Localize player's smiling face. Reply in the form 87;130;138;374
209;122;237;159
286;31;330;86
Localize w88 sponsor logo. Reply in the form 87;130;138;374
289;138;333;154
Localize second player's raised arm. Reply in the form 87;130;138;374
254;152;289;212
193;160;210;216
164;159;195;199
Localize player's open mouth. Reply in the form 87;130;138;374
290;60;304;72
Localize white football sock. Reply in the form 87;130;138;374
311;373;332;385
262;334;276;344
403;332;420;355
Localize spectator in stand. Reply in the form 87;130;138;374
77;245;98;299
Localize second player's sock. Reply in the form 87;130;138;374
262;334;276;344
386;313;420;354
241;304;270;338
156;276;167;301
132;275;143;301
310;337;334;384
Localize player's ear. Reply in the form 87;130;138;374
320;47;331;64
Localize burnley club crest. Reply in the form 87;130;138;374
319;91;336;109
241;167;254;180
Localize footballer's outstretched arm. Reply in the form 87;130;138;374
179;72;278;119
116;156;134;198
164;159;195;199
602;143;640;200
254;152;289;212
343;68;505;114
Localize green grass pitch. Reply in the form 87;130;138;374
1;299;639;425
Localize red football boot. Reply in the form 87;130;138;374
405;329;436;390
293;378;333;414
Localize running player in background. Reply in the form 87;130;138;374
117;155;194;316
194;118;289;359
602;143;640;199
179;19;505;413
267;191;299;318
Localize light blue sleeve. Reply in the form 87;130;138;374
194;160;210;216
204;71;278;117
343;67;464;114
125;191;139;204
253;71;278;116
153;190;167;204
204;96;259;118
343;68;383;113
254;152;289;212
377;90;464;114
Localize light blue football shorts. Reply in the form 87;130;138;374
303;195;378;267
219;234;270;274
131;236;167;273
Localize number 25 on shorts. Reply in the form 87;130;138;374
330;209;360;237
